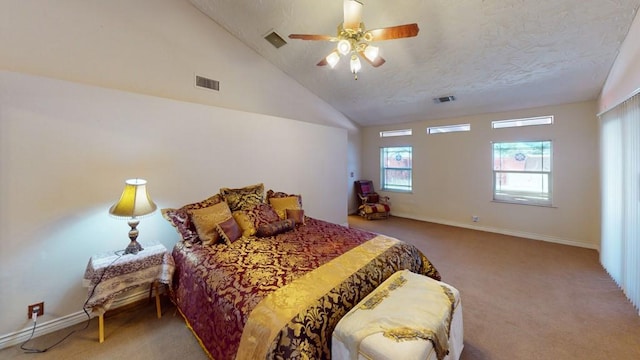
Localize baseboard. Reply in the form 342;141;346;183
389;212;599;250
0;288;150;350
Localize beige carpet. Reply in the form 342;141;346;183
2;215;639;359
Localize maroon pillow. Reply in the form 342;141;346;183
216;217;243;244
248;203;281;228
256;219;295;237
366;193;380;203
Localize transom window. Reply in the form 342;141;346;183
380;129;412;137
381;146;412;192
492;141;552;206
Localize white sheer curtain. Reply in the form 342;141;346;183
599;91;640;313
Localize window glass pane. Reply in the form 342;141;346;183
494;172;550;201
492;116;553;129
493;141;551;171
427;124;470;134
380;129;412;137
382;147;412;168
383;169;412;191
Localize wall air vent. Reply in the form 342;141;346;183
195;75;219;91
264;30;287;49
433;95;456;104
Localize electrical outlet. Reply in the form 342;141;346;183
472;215;479;222
28;302;44;319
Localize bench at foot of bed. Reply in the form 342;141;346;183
332;270;464;360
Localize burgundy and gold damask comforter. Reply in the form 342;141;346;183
171;217;440;360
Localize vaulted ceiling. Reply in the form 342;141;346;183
190;0;640;127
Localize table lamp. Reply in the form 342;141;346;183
109;179;157;255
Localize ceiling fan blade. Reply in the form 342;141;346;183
343;0;363;30
367;23;420;41
358;51;386;67
317;57;328;66
288;34;335;41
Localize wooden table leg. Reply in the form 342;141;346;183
154;281;162;319
99;314;104;343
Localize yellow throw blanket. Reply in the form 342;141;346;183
333;270;455;360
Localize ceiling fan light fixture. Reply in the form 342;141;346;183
350;54;361;79
337;39;352;55
363;45;379;62
326;51;340;68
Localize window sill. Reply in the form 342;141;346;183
492;199;556;208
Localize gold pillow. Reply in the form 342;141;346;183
233;210;256;238
286;208;305;226
188;202;232;245
269;196;302;220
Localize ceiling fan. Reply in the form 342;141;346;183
288;0;419;80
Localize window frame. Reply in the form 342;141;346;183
380;146;413;193
492;140;553;207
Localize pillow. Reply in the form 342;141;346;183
286;208;305;226
266;190;303;207
269;196;303;220
161;194;224;243
233;203;281;238
250;203;281;227
220;183;265;212
188;201;233;245
232;210;256;238
256;218;295;237
216;217;243;244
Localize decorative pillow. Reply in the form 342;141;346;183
256;218;295;237
232;203;281;238
266;190;303;207
269;196;303;219
220;183;265;212
161;194;224;243
250;203;281;227
286;208;305;226
216;217;243;244
188;201;232;245
232;210;256;238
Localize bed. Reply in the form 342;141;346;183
162;184;442;360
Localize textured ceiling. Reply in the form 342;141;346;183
190;0;640;127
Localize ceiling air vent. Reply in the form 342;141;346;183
195;75;219;91
264;30;287;49
433;95;456;104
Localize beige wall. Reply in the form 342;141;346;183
0;0;363;214
0;0;358;344
599;10;640;113
362;101;600;248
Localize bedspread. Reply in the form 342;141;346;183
171;218;439;360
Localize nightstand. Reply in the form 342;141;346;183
83;243;174;343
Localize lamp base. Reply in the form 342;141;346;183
122;219;144;255
124;240;144;255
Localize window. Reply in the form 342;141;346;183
492;116;553;129
380;129;412;137
427;123;470;134
492;141;552;206
381;146;412;192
